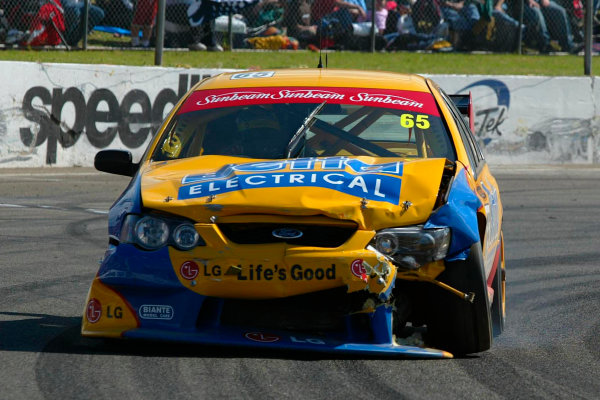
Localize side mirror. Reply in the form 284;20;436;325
94;150;138;177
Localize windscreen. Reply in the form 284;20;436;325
152;87;455;161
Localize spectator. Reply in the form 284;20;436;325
95;0;134;29
23;0;66;47
164;0;223;51
62;0;106;47
537;0;575;52
489;0;521;51
510;0;574;52
299;0;368;48
245;0;285;29
311;0;367;23
440;0;480;47
492;0;519;27
130;0;158;47
367;0;389;34
555;0;584;45
385;2;452;50
282;0;315;40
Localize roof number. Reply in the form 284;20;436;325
231;71;275;80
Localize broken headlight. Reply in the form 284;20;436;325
121;214;204;251
370;226;451;270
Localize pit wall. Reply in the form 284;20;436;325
0;61;598;168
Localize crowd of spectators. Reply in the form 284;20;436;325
0;0;590;53
239;0;585;53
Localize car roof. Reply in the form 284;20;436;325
195;69;433;93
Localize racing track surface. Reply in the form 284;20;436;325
1;166;599;399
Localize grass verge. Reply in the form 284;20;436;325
0;30;594;76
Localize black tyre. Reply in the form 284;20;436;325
426;241;493;355
491;233;506;337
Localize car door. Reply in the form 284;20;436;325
442;92;503;283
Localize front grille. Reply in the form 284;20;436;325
217;222;357;247
217;288;370;332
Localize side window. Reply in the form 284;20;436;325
441;91;482;174
469;129;486;163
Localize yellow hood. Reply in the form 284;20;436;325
140;156;447;231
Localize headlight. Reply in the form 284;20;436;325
370;226;451;270
135;216;169;249
121;214;204;251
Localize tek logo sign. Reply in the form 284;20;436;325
458;79;510;144
179;157;404;205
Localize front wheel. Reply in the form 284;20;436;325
426;242;493;355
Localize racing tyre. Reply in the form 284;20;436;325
491;233;506;337
427;241;492;355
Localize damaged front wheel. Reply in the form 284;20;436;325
426;242;493;355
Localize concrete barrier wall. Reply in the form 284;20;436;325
0;61;597;167
428;75;600;164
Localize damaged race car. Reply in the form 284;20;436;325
83;69;505;357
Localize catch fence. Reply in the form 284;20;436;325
0;0;596;55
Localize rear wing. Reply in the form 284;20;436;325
449;93;475;133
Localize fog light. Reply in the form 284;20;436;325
173;224;199;250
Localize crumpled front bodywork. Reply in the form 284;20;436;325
141;156;446;231
426;167;482;261
81;155;487;358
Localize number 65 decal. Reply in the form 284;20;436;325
400;114;430;129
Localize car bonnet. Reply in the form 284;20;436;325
139;156;448;231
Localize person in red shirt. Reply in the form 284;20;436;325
25;0;66;47
131;0;158;47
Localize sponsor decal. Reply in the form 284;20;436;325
290;336;326;345
351;259;368;282
230;71;275;80
180;260;200;280
195;89;344;106
86;298;102;323
179;157;403;205
106;306;123;319
139;305;174;320
349;92;424;108
202;263;336;281
178;87;439;115
244;332;280;343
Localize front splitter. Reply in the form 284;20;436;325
122;326;453;359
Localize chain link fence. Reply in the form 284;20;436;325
0;0;595;53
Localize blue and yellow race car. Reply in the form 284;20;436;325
83;69;505;358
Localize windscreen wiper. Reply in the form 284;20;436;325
286;101;327;158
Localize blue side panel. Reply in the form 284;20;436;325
99;244;181;288
425;170;481;261
123;326;452;358
108;173;143;239
99;243;207;331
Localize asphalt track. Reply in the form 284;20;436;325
1;165;599;400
